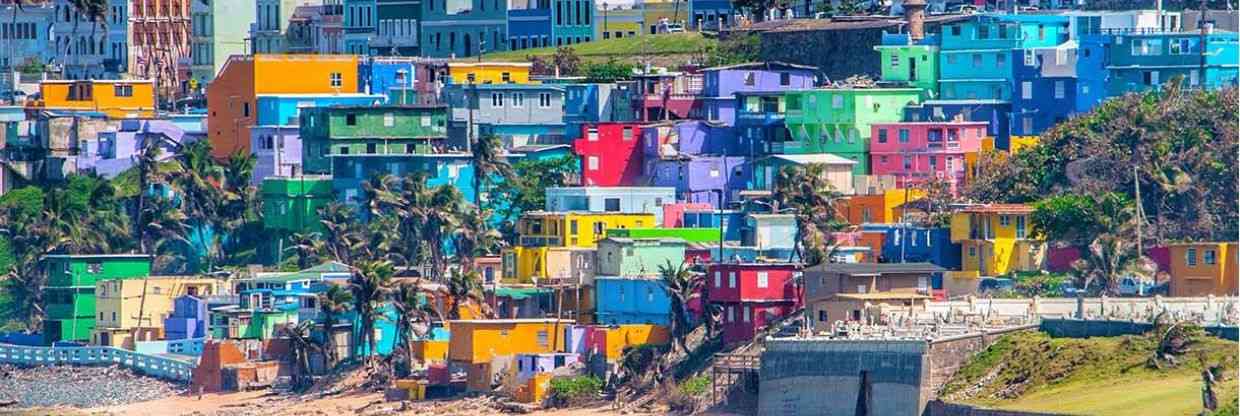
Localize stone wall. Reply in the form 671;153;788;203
1040;318;1239;341
925;325;1036;398
759;338;929;416
924;401;1068;416
757;27;889;82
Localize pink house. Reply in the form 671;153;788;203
661;202;714;228
869;121;986;194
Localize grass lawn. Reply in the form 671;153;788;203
474;32;714;64
944;330;1239;416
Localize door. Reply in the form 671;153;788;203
908;57;917;81
463;33;473;57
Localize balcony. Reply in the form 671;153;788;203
519;236;563;247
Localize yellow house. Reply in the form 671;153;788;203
502;246;595;284
838;189;926;225
37;80;156;119
92;276;224;348
600;324;669;361
447;62;534;84
448;319;573;391
516;212;656;248
950;204;1045;276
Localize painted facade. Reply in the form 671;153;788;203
1168;242;1239;297
937;14;1071;101
43;254;153;344
1078;30;1238;109
515;211;656;248
596;237;686;276
949;204;1045;277
903;99;1012;149
358;57;450;105
544;186;675;223
563;83;634;140
92;276;223;348
750;153;856;195
573;122;645;186
649;155;749;207
251;93;385;184
869;121;986;194
501;246;595;283
37;80;156;119
707;263;801;344
699;62;815;126
626;71;703;121
782;88;922;174
190;0;255;88
261;176;335;234
863;224;961;269
837;189;926;225
446;319;571;363
594;276;671;325
507;0;595;51
419;0;510;58
370;0;420;55
342;0;376;54
874;33;940;95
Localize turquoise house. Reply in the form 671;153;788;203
596;237;687;276
938;14;1071;101
1078;30;1238;109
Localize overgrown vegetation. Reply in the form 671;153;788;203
549;375;603;404
482;32;715;66
943;330;1239;415
705;33;761;67
677;375;711;397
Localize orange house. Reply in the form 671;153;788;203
36;80;156;119
837;189;926;225
1168;242;1238;297
206;54;360;159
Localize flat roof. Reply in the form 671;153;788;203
809;262;945;275
41;79;153;84
832;292;931;301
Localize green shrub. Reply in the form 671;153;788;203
549;375;603;400
678;375;711;397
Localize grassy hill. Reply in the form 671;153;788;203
474;32;715;66
942;330;1239;416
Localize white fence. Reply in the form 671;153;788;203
0;343;195;381
925;296;1240;326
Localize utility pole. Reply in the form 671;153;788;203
1198;0;1208;86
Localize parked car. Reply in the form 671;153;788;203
946;4;978;14
1117;276;1157;296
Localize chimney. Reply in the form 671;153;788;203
904;0;928;42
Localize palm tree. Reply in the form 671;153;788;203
169;140;226;271
133;135;166;253
658;260;702;354
140;196;192;273
319;202;361;263
1070;194;1153;295
317;284;353;365
453;206;502;270
391;281;439;376
286;232;325;270
445;270;485;320
470;135;514;207
279;320;322;390
359;174;400;217
773;163;846;266
349;259;393;364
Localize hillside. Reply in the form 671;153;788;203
942;330;1239;416
474;33;715;66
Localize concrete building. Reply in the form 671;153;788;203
51;0;127;80
707;262;801;344
37;79;157;119
868;121;986;194
42;254;153;345
593;3;640;40
803;262;943;331
0;1;54;96
127;0;191;96
341;0;375;54
782;88;922;174
260;175;335;235
563;83;634;140
700;62;815;127
92;276;224;348
190;0;255;88
507;0;595;51
253;0;315;53
750;153;855;195
625;70;703;121
949;203;1045;277
249;93;384;183
443;83;567;147
358;56;449;105
369;0;418;55
596;237;686;276
544;186;675;223
1168;242;1239;297
573;122;646;186
419;0;510;58
594;276;671;325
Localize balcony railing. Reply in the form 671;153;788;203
519;236;562;247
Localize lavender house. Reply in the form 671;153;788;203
164;295;207;340
77;119;194;178
651;156;750;207
699;62;816;126
641;120;738;160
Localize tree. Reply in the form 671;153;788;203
470;134;514;207
349;260;393;364
658;260;702;354
968;84;1238;243
319;202;363;263
581;60;634;83
454;206;503;270
279;320;322;390
286;232;325;270
317;284;353;365
391;281;438;377
445;270;485;320
1071;233;1156;295
492;156;578;242
132;135;168;253
773;163;847;266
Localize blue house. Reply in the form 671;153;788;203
357;56;449;105
903;99;1012;149
938;14;1071;101
419;0;510;58
442;83;568;146
863;224;961;269
687;0;732;30
682;209;744;242
1078;30;1238;107
1011;44;1077;136
333;153;477;205
164;295;208;340
507;0;596;51
250;93;386;185
343;0;377;54
734;91;789;157
563;83;634;140
594;276;671;326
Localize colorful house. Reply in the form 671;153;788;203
862;224;961;269
594;276;671;326
1012;42;1077;136
563;83;636;140
514;211;657;248
42;254;153;345
573;122;646;186
744;214;797;251
207;54;361;159
903;99;1012;149
649;155;750;207
358;57;449;105
837;189;926;225
1077;30;1238;110
261;176;335;235
950;204;1045;277
750;153;856;195
443;83;567;146
445;62;533;85
544;186;675;224
419;0;512;58
698;62;815;126
593;4;641;40
661;202;714;228
625;70;703;122
606;227;722;244
734;91;791;157
92;276;224;348
250;93;386;184
370;0;423;56
596;237;687;276
506;0;596;51
707;263;801;344
869;121;986;194
803;262;942;332
874;32;940;95
36;80;156;119
164;295;210;340
1167;242;1239;297
937;14;1071;101
501;246;595;284
782;88;922;174
446;319;573;390
189;0;255;88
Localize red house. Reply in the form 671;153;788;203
707;263;803;344
573;122;645;186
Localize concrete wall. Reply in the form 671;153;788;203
759;339;930;416
924;400;1068;416
924;296;1239;326
1040;319;1239;342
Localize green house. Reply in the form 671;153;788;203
782;88;922;174
43;254;152;344
606;228;722;244
874;36;939;97
596;237;687;276
261;176;334;235
300;104;453;175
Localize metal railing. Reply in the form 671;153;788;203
0;343;196;381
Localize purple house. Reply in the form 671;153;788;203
651;156;750;207
77;119;194;179
641;120;738;160
699;62;817;126
164;295;207;340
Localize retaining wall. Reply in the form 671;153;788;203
0;343;194;381
927;296;1238;325
1040;319;1239;341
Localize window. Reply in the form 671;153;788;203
779;72;791;86
1132;39;1163;56
491;92;504;107
1190;70;1200;86
1016;216;1027;238
879;155;888;164
1143;70;1159;86
890;54;900;68
501;72;511;83
978;25;989;39
999;215;1011;227
818;310;827;322
87;262;103;273
831;95;843;109
714;271;721;288
1205;250;1217;265
756;272;769;288
728;271;736;288
383;113;394;127
114;84;133;97
1037;24;1045;40
971;53;982;68
346;114;357;125
366;143;377;154
330;72;342;87
622;127;633;141
902;156;913;170
727;306;735;322
877;129;887;143
587;156;599;170
950;25;960;36
996;53;1005;66
1024;49;1036;66
511;92;524;107
1022;116;1033;134
1186;248;1198;266
604;198;621;212
1170;38;1190;55
1021;81;1032;99
946;54;957;65
898;129;909;143
743;306;751;323
587;127;598;141
405;143;416;153
1054;81;1065;99
539;92;552;107
243;102;250;117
